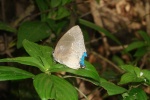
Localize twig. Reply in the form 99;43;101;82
109;45;128;51
1;0;6;21
92;51;124;73
75;87;89;100
145;0;150;35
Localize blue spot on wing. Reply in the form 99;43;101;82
80;52;87;67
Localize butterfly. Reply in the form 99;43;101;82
53;25;87;69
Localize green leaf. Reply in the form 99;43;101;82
0;57;44;71
119;72;144;85
33;73;78;100
48;7;70;20
50;0;61;8
134;47;148;57
0;21;16;33
35;0;49;21
138;30;150;45
38;56;51;70
118;73;137;85
0;66;34;81
119;65;145;84
78;19;121;45
23;40;54;68
50;61;100;82
123;88;148;100
141;70;150;83
46;19;68;35
0;40;54;72
125;41;146;52
112;55;125;66
17;21;51;48
120;65;140;74
101;81;127;95
56;7;70;20
62;0;72;5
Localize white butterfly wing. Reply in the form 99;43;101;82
53;25;86;69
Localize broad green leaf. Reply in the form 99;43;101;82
118;72;143;85
101;81;127;95
138;30;150;45
33;73;78;100
123;88;148;100
134;47;148;57
38;56;51;70
120;65;140;74
35;0;49;21
120;65;135;73
50;0;61;8
118;73;137;85
50;61;100;82
125;41;146;52
17;21;51;48
78;19;121;45
119;65;145;84
0;57;44;71
23;40;54;67
0;66;34;81
0;22;16;33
